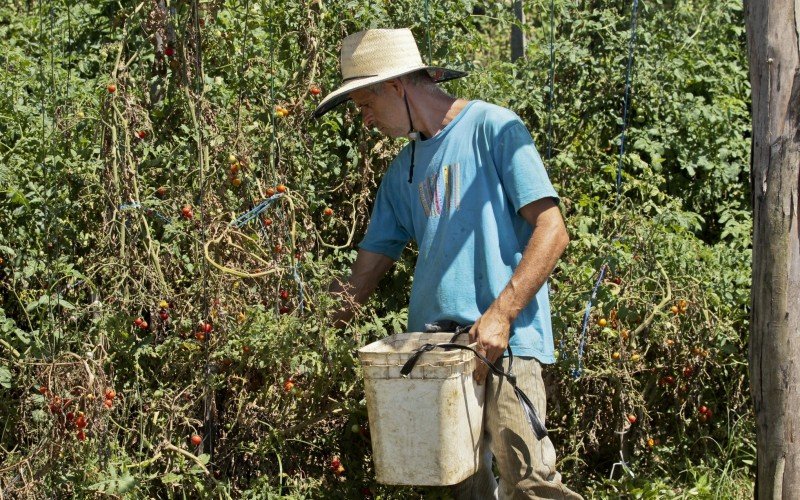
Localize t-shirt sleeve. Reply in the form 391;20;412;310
493;121;559;212
358;173;411;261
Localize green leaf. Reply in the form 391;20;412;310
161;472;183;484
88;471;136;494
0;365;11;389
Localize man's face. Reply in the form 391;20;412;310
349;81;407;138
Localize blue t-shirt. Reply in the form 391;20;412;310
359;100;559;363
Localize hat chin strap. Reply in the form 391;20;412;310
404;92;417;184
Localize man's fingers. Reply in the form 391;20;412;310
473;340;487;384
474;361;488;385
468;323;478;343
486;345;503;364
474;345;505;385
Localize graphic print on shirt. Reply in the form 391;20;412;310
417;163;461;218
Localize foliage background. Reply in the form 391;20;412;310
0;0;752;497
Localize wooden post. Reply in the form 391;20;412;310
744;0;800;497
511;0;525;62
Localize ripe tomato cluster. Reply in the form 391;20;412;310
278;288;291;314
697;404;713;423
67;409;89;441
40;386;93;441
329;455;345;476
671;299;689;315
195;321;212;341
103;388;116;409
158;300;171;322
658;374;676;386
181;204;193;219
228;154;244;187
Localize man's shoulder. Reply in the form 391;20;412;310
464;100;525;133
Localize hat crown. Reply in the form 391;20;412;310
340;28;425;81
313;27;466;118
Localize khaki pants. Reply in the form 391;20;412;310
452;357;582;500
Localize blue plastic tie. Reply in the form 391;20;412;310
615;0;640;207
572;263;608;379
119;202;141;211
232;194;304;311
232;194;283;228
293;262;305;313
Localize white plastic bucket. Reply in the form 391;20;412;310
357;332;485;486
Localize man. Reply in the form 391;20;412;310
314;28;581;499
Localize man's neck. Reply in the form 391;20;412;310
407;90;468;140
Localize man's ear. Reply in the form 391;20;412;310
386;78;405;98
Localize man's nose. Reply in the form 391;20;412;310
362;110;374;128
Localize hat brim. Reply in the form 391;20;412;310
312;66;467;119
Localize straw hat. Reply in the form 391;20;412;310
313;28;467;118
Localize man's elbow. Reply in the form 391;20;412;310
556;223;570;256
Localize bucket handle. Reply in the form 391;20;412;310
400;338;548;441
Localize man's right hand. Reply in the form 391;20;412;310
329;277;358;328
328;249;395;328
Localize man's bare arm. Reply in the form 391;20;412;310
470;197;569;383
330;249;396;327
